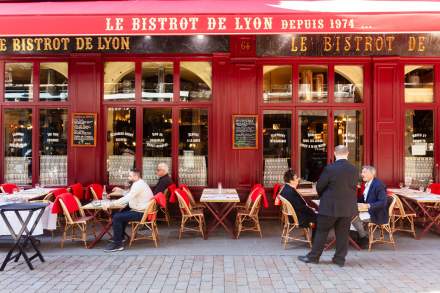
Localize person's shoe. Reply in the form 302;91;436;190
104;242;124;252
332;259;345;267
358;236;369;249
298;255;319;264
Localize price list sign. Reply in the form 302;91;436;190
71;113;97;147
232;115;258;149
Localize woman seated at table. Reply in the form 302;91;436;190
280;169;317;229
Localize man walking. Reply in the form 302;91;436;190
298;145;358;267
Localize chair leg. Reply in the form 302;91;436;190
236;216;242;239
199;216;205;239
256;217;262;238
129;223;137;248
179;217;186;239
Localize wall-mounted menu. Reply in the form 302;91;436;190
72;113;97;147
232;115;258;149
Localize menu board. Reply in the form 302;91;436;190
232;115;258;149
71;113;97;147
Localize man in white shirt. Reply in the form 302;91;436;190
104;169;154;252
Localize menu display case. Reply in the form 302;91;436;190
40;155;67;186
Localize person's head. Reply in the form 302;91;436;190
128;168;141;184
334;145;349;160
361;165;376;182
156;162;169;177
283;169;300;186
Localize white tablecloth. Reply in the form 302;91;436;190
0;202;57;236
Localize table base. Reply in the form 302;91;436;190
203;202;237;239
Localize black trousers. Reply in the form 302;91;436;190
111;207;143;245
307;214;352;264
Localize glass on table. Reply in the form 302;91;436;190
399;182;404;189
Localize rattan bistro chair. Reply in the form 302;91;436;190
279;196;312;248
368;194;397;251
129;200;159;248
156;187;171;226
176;189;205;239
235;193;263;239
59;195;95;248
181;185;204;210
392;193;417;238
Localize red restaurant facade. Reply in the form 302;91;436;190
1;1;440;210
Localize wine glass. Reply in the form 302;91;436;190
399;182;404;189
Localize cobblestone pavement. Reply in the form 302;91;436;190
0;221;439;293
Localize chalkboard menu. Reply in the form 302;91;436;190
71;113;97;147
232;115;258;149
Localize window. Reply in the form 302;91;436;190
334;110;363;170
39;109;68;186
40;62;68;102
179;109;208;186
263;111;291;186
180;62;212;102
106;108;136;185
404;110;434;184
299;65;328;103
4;109;33;184
143;108;172;185
404;65;434;103
142;62;173;102
263;65;292;103
5;63;33;102
104;62;135;101
334;66;363;103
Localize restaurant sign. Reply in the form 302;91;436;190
257;34;440;56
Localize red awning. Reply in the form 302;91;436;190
1;0;440;36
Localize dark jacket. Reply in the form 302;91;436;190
358;178;388;224
316;159;358;218
280;184;317;227
152;174;173;195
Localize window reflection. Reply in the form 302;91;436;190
334;110;363;170
334;66;363;103
104;62;135;101
180;62;212;102
299;65;328;103
106;108;136;185
404;110;434;184
5;63;33;102
142;62;173;102
404;65;434;103
263;111;291;187
263;65;292;103
179;109;208;186
4;109;32;184
39;109;68;186
40;62;68;101
143;108;172;185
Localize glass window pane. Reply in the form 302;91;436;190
180;62;212;102
143;108;172;185
142;62;173;102
334;66;363;103
263;65;292;103
299;65;328;103
5;63;33;102
263;111;291;187
334;110;363;170
106;108;136;185
179;109;208;186
104;62;135;101
404;65;434;103
298;110;327;182
404;110;434;184
39;109;68;186
39;62;68;102
4;109;32;185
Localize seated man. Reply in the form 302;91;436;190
352;165;388;247
104;169;154;252
152;162;173;194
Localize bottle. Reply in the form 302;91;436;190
102;185;108;201
217;182;222;193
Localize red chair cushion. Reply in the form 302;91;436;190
154;192;167;208
1;183;19;194
250;185;268;208
168;183;177;203
69;183;84;200
86;183;103;200
272;183;282;200
428;183;440;195
52;188;68;197
175;188;190;206
52;192;80;214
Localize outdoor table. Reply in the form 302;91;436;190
82;200;126;248
312;200;368;250
200;188;240;239
0;202;48;271
2;188;56;201
388;188;440;239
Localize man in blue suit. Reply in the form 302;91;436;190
352;165;388;247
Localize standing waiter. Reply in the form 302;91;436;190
298;145;358;267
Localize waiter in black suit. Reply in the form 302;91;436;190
298;145;358;267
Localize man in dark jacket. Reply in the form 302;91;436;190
152;162;173;194
298;145;358;267
352;165;388;247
